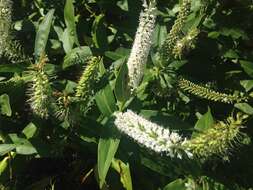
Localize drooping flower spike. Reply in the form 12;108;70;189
127;0;157;92
183;113;249;160
178;77;248;104
114;110;192;159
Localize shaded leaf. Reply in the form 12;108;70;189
0;94;12;116
95;84;117;117
97;124;120;188
115;60;130;103
0;144;15;156
235;103;253;115
163;179;186;190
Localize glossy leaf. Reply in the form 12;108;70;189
92;14;108;51
235;103;253;115
115;60;130;103
0;144;15;156
34;9;55;62
112;158;133;190
95;84;117;117
97;124;120;188
63;46;92;69
163;179;186;190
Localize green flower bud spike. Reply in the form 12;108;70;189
183;113;249;160
28;54;53;119
160;0;191;60
178;77;248;104
75;56;100;103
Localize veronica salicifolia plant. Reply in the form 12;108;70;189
28;55;53;119
183;114;249;160
160;0;191;60
0;0;12;56
178;77;248;104
126;0;157;92
114;110;192;159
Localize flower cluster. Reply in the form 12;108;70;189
28;55;52;119
172;28;199;59
178;77;248;104
28;70;52;118
0;0;12;56
75;56;100;102
114;110;192;159
183;114;249;160
127;0;157;92
160;0;191;60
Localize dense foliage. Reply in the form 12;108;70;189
0;0;253;189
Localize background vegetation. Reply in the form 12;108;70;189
0;0;253;189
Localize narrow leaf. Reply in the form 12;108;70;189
34;9;55;62
115;60;130;102
112;158;133;190
98;124;120;188
0;94;12;116
95;84;117;117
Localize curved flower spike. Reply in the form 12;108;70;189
114;110;192;159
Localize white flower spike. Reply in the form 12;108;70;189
114;110;192;159
127;0;157;92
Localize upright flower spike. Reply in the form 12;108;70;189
28;55;53;119
160;0;191;60
75;56;100;103
183;114;249;160
127;0;157;92
178;77;248;104
114;110;192;159
0;0;12;56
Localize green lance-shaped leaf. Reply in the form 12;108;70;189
115;59;131;103
34;9;55;62
0;144;15;156
63;0;79;53
63;46;92;69
178;77;248;104
0;156;9;176
0;94;12;116
163;179;186;190
97;122;120;188
91;14;108;51
111;158;133;190
95;84;117;117
183;113;249;160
